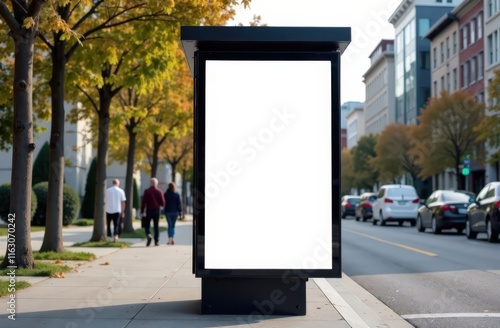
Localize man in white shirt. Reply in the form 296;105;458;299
105;179;126;242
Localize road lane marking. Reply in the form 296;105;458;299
344;229;439;257
314;278;370;328
402;313;500;319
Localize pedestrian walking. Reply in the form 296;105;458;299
164;182;182;245
105;179;126;242
141;177;165;246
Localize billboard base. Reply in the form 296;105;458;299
201;277;306;315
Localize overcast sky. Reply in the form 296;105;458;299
230;0;399;104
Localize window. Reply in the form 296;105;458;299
421;51;430;69
478;51;484;80
496;30;499;63
446;72;450;92
478;14;482;40
433;47;437;68
441;76;445;91
440;41;444;63
463;61;469;88
453;68;457;91
446;37;450;59
436;0;442;2
470;20;476;44
433;80;438;96
419;19;430;37
488;34;494;65
462;26;468;49
471;57;476;83
453;32;457;54
489;0;493;18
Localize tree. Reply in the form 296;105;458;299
32;141;50;185
476;69;500;164
410;90;484;189
73;1;250;241
351;134;378;191
373;124;420;186
341;148;356;195
0;0;47;269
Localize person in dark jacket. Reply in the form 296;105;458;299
141;177;165;246
164;182;182;245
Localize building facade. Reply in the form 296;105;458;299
389;0;465;125
346;106;365;149
426;13;460;96
363;39;396;135
341;101;363;148
484;0;500;181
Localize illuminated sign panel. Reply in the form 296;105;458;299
204;60;332;270
192;51;340;278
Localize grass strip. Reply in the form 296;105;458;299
0;280;31;297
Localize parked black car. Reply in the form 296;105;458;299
417;190;472;234
355;192;377;222
466;182;500;242
341;195;360;219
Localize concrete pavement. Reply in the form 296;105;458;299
0;216;413;327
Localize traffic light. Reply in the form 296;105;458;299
462;155;470;176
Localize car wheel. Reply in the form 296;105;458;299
379;211;386;226
355;215;360;221
362;216;367;222
398;221;404;226
372;219;377;225
465;218;477;240
486;219;499;243
410;219;416;227
432;217;441;235
417;215;425;232
456;228;463;235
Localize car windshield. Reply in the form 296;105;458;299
387;188;417;198
441;192;470;202
368;196;377;202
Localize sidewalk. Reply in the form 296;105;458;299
0;217;413;328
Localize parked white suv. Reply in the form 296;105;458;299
372;184;419;226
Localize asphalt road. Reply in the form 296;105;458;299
341;216;500;328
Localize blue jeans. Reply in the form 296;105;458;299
166;212;179;238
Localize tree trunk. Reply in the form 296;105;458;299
90;88;112;241
41;37;66;252
181;168;188;217
0;27;37;269
123;124;137;232
171;161;177;183
151;137;161;178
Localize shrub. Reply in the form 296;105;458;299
81;157;97;219
33;182;81;226
0;183;37;223
32;141;50;186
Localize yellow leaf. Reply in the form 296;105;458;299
23;17;35;29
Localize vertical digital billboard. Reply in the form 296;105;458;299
194;52;341;278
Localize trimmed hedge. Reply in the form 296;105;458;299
32;141;50;186
0;183;37;223
32;182;81;226
81;157;97;219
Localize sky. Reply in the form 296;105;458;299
230;0;400;105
